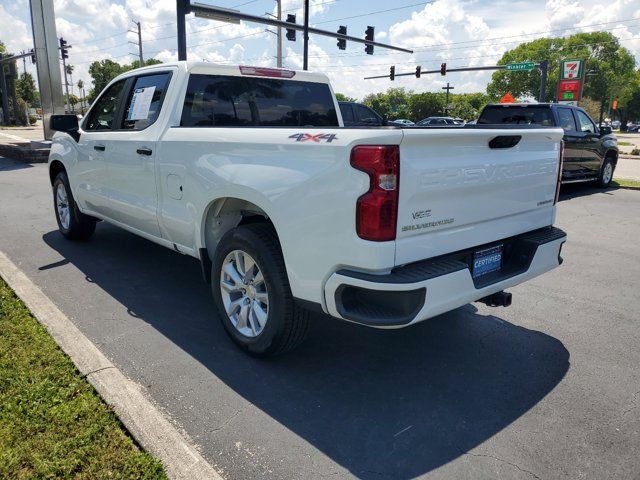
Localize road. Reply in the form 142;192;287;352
0;156;639;479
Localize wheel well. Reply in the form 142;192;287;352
49;160;66;185
606;149;618;165
203;198;274;264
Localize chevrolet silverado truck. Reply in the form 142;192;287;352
478;103;618;187
48;62;567;356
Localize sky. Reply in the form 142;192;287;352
1;0;640;100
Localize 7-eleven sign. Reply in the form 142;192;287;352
561;59;583;80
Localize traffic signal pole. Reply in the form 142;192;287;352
367;62;549;103
303;0;309;70
175;0;412;64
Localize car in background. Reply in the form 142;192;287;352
478;103;618;187
611;120;621;130
416;116;458;126
389;118;414;126
338;101;386;127
628;123;640;133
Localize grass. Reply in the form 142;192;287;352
618;141;632;146
0;277;167;480
613;178;640;190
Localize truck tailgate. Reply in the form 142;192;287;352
395;127;564;266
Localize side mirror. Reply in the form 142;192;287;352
600;126;612;136
50;114;80;141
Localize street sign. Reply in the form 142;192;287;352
506;62;536;71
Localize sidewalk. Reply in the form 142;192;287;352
616;157;640;181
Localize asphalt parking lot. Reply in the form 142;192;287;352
1;156;639;479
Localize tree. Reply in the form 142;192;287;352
408;91;445;120
335;93;356;102
65;64;74;95
88;59;126;102
486;32;637;124
362;88;411;119
88;58;163;102
16;72;39;106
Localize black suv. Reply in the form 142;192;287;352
478;103;618;187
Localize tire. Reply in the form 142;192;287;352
53;171;96;241
596;157;615;188
211;223;310;356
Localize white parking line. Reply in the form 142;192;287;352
0;131;30;142
0;250;223;480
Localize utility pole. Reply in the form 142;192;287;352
20;51;27;74
276;0;282;68
130;20;144;66
442;82;454;115
177;0;188;61
303;0;309;70
0;55;10;125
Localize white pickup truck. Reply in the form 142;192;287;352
48;62;566;356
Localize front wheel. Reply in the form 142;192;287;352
211;224;310;356
597;158;615;188
53;171;96;241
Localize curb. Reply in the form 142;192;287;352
0;251;223;480
0;143;49;163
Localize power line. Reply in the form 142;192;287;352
315;1;436;25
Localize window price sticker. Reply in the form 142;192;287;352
127;86;156;121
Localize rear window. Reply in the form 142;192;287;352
181;74;338;127
478;106;554;126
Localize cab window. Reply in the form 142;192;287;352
120;73;171;130
84;80;126;131
557;108;577;132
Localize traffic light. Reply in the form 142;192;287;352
415;65;421;78
286;14;296;41
337;25;347;50
440;62;446;76
30;48;36;64
365;26;374;55
390;66;395;81
59;37;69;60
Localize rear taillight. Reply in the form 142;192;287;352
555;140;564;204
350;145;399;241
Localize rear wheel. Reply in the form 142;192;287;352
53;171;96;241
597;157;615;188
211;224;310;356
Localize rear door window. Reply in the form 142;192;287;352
181;74;339;127
478;106;555;126
120;72;171;130
557;108;577;131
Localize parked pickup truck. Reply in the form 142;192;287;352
478;103;618;186
48;62;567;356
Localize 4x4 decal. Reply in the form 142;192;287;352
289;133;338;143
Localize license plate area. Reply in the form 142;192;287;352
472;245;503;278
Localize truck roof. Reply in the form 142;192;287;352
114;61;331;84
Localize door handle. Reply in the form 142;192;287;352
136;148;153;156
94;144;105;151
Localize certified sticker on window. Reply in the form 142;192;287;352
127;86;156;121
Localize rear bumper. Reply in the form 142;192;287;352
324;227;566;327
